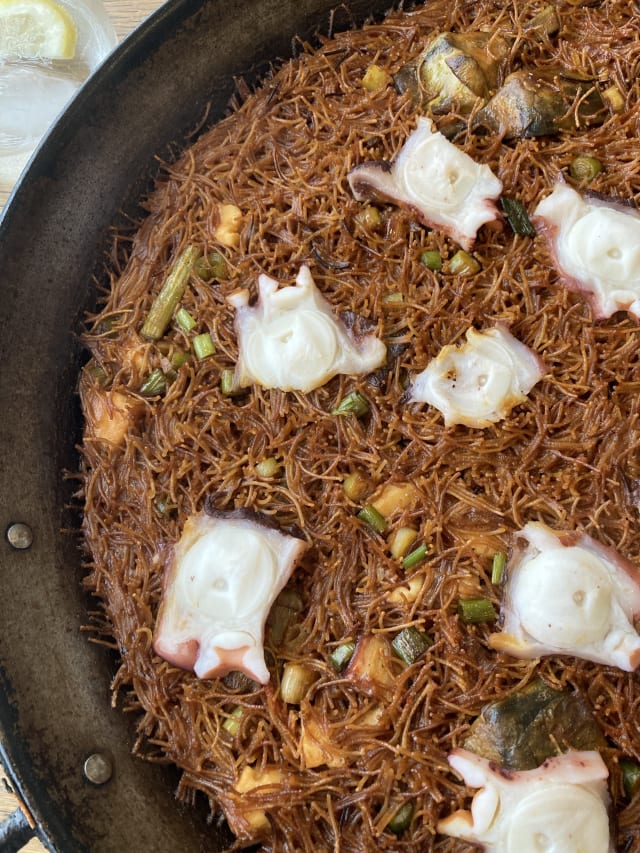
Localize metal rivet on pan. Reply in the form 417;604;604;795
83;753;113;785
6;523;33;550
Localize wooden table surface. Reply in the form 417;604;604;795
0;3;163;844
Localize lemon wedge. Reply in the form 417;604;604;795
0;0;77;59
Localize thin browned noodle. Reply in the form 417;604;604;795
79;0;640;849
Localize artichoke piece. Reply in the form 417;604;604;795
475;69;606;138
523;4;561;39
464;678;606;770
416;31;511;115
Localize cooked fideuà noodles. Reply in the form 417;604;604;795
79;0;640;849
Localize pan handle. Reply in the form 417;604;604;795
0;808;36;852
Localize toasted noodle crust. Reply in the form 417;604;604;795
79;0;640;850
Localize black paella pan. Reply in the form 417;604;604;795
0;0;385;849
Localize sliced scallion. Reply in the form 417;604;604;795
343;471;369;502
85;361;110;387
386;802;414;835
220;368;242;396
141;244;201;340
448;249;481;276
174;306;197;333
192;332;216;361
139;368;167;396
491;551;507;585
392;626;432;664
222;706;244;736
402;543;429;570
357;504;388;534
458;597;497;624
171;350;191;370
194;251;229;281
256;456;281;478
500;197;536;237
329;641;356;673
569;155;602;184
332;391;370;417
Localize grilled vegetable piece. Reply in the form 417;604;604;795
344;634;397;694
500;196;536;236
475;69;606;138
464;679;606;770
417;31;511;115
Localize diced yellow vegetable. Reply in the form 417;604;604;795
280;662;317;704
387;573;425;605
355;204;382;229
370;482;419;517
345;635;396;694
388;526;419;559
215;203;243;248
232;765;284;834
84;388;142;446
299;715;346;769
362;63;391;92
602;84;624;113
360;704;387;726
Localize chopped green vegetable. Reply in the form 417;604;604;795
383;292;404;304
171;350;191;370
621;759;640;798
194;251;229;281
174;306;197;333
85;361;110;387
329;641;356;673
491;551;507;584
256;456;281;478
343;471;369;502
569;155;602;183
220;368;242;396
332;391;370;417
420;249;443;271
500;196;536;236
223;706;244;736
192;332;216;360
141;244;201;340
392;626;432;664
139;368;167;396
386;802;414;835
355;204;382;229
458;597;497;624
402;543;429;570
448;249;481;276
357;504;388;534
